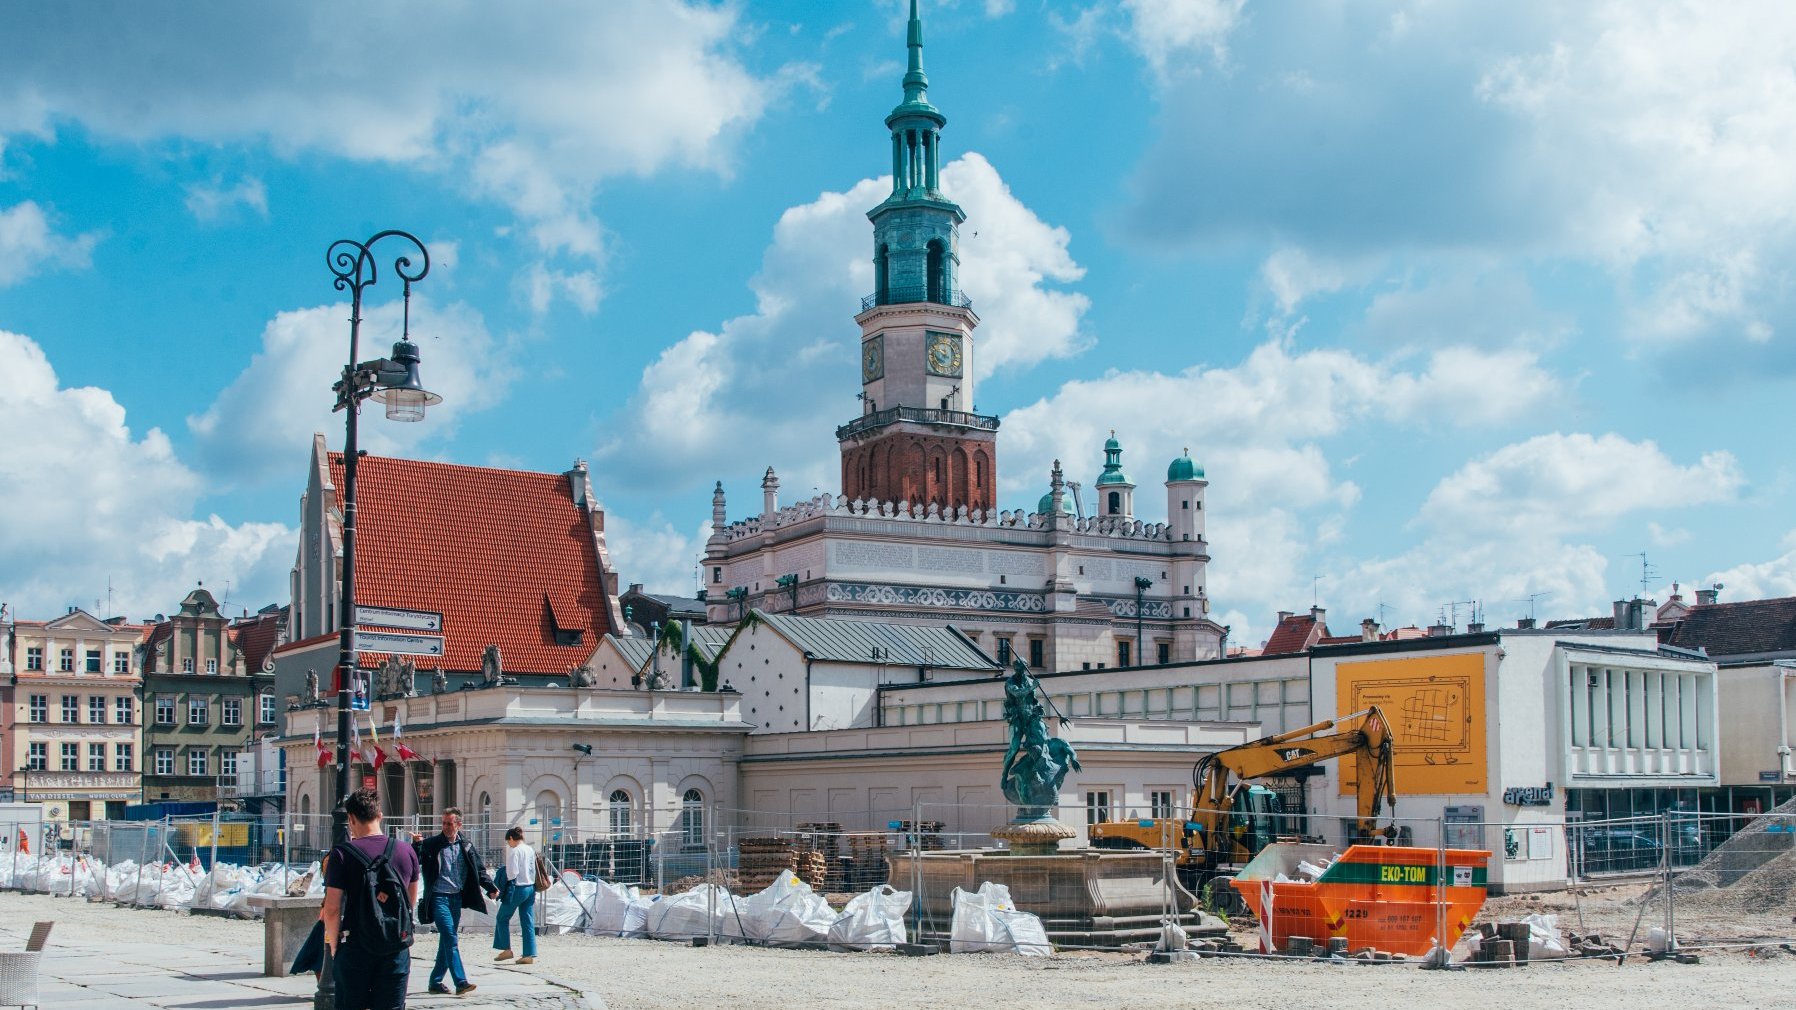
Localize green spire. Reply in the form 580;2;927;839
902;0;928;105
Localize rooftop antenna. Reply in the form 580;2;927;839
1312;574;1324;608
1375;602;1392;629
1632;553;1658;599
1513;592;1549;621
106;575;114;618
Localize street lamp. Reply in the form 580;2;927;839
1133;576;1153;668
319;230;436;1010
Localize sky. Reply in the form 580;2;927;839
2;0;1794;646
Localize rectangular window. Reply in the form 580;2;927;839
115;743;133;772
61;742;79;771
27;743;47;771
154;749;173;776
222;698;242;727
62;695;79;723
221;751;238;777
1118;641;1132;668
1028;639;1044;669
1150;790;1176;820
259;693;277;725
206;658;218;674
116;696;133;725
1157;643;1171;665
25;647;42;671
88;742;106;772
188;750;208;777
88;697;106;724
996;638;1013;666
113;652;130;674
188;698;208;726
58;648;73;672
182;658;194;673
85;649;101;673
155;698;175;725
1085;790;1113;826
28;695;47;723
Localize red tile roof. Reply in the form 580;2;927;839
230;609;286;673
1661;596;1796;659
326;453;612;675
1263;614;1328;655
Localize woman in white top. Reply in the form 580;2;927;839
493;826;539;964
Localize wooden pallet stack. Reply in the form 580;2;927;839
737;836;798;892
837;832;891;891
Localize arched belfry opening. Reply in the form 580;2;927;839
875;243;890;304
926;239;946;304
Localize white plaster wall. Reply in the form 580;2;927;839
1716;663;1795;786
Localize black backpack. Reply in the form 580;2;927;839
337;836;414;954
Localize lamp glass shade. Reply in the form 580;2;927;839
381;386;434;422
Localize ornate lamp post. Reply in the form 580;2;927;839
318;230;438;1010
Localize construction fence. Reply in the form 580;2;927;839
2;804;1794;962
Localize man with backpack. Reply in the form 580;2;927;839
322;787;420;1010
411;807;499;996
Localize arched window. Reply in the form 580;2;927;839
299;794;312;817
1108;491;1121;515
681;788;705;848
875;243;889;304
608;789;633;837
926;240;946;303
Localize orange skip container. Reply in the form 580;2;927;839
1230;842;1491;956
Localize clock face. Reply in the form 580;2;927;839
862;336;884;382
926;332;963;377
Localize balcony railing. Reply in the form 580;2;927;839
860;286;974;312
836;405;1001;440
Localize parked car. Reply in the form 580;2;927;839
1580;827;1663;873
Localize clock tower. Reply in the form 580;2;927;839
838;0;997;514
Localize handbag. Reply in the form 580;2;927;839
533;853;552;893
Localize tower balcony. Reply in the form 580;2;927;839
861;286;974;312
836;405;1000;441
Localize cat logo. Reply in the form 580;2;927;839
1277;747;1315;762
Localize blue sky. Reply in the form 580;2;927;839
2;0;1793;645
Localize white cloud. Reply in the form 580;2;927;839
0;201;98;285
1121;0;1245;79
0;1;786;312
0;329;292;618
1416;433;1743;539
1704;531;1796;602
604;513;711;598
187;297;517;486
183;176;268;223
596;153;1089;486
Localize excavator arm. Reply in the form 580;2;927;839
1194;706;1396;837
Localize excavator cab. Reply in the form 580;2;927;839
1226;785;1286;860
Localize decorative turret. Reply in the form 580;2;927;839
1095;431;1135;519
1166;447;1206;542
711;480;727;529
761;467;780;518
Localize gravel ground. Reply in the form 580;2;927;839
11;891;1796;1010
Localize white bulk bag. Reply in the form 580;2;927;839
543;871;593;934
741;871;837;947
827;885;912;952
949;881;1050;956
584;879;643;936
647;884;736;941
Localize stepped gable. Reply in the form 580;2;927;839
326;452;611;674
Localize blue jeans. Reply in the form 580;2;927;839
494;883;538;957
427;893;467;988
332;941;408;1010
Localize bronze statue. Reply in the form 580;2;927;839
999;658;1080;821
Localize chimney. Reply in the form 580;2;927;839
1427;623;1452;637
1277;611;1293;623
1517;617;1536;630
627;582;643;595
1612;600;1629;628
1696;586;1720;606
1310;606;1326;625
1467;622;1485;634
1360;618;1379;642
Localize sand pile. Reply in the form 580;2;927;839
1666;797;1796;913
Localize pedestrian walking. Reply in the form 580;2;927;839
322;788;420;1010
410;808;499;997
493;826;540;964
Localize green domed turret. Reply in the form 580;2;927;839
1167;450;1204;482
1036;491;1070;515
1095;431;1131;487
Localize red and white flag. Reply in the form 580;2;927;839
393;714;421;762
367;714;387;771
314;716;332;769
349;715;364;765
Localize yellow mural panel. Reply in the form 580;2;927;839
1337;652;1486;795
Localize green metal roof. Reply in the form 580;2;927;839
1167;453;1204;481
743;609;999;671
1036;491;1070;514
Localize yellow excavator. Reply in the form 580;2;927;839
1090;706;1398;899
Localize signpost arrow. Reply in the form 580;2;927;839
352;630;446;658
353;604;444;633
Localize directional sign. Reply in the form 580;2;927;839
352;629;446;658
354;604;444;633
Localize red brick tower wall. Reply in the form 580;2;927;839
841;433;996;513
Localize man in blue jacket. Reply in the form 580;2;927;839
411;809;499;996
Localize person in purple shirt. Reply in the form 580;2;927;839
322;788;420;1010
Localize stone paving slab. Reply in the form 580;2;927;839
0;903;599;1010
